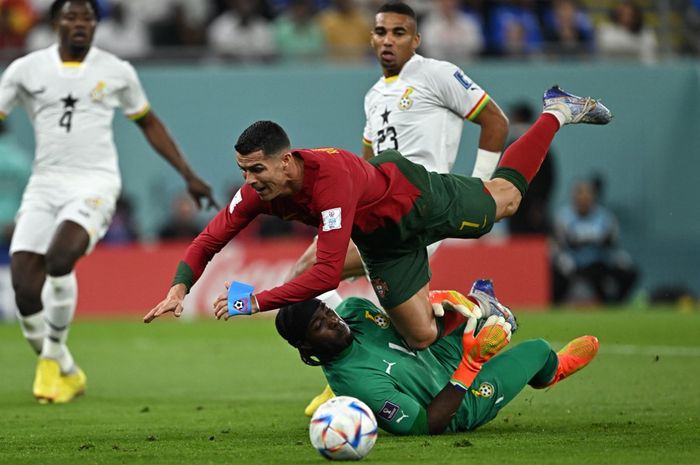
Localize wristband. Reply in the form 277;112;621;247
227;281;255;316
471;148;501;181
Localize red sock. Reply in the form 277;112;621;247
496;113;560;186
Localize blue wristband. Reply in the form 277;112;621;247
227;281;255;316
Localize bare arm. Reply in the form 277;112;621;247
472;99;509;152
135;111;219;210
362;144;374;161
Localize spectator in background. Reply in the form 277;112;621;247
0;0;37;51
506;102;555;236
596;0;658;64
102;196;140;245
208;0;277;61
542;0;593;58
488;0;543;57
273;0;325;62
681;0;700;55
318;0;370;62
93;2;150;59
158;192;203;241
551;178;638;305
420;0;485;63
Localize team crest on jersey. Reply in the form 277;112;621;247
398;87;414;110
371;278;389;299
471;382;494;398
90;81;107;102
364;310;390;328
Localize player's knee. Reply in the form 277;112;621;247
524;338;552;357
44;252;77;277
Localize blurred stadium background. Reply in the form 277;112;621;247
2;0;699;317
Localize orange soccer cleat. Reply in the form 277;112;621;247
538;335;599;388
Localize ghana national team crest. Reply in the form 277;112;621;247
398;87;414;110
364;310;390;329
371;278;389;299
90;81;107;102
471;382;495;398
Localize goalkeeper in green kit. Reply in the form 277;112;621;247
274;279;599;435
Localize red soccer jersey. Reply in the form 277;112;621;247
179;147;421;311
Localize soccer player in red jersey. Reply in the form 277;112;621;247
145;86;612;352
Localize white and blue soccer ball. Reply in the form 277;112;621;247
309;396;378;461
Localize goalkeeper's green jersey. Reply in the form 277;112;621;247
322;297;479;435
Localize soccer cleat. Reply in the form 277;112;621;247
33;358;61;403
304;384;335;417
536;335;599;388
468;279;518;333
54;367;87;403
543;85;612;125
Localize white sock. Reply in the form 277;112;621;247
18;311;46;354
543;109;567;128
41;273;77;373
318;290;344;310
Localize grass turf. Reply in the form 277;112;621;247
0;307;698;465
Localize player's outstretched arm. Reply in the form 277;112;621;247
135;111;220;210
143;283;188;323
425;315;512;434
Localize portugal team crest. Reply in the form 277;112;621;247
471;382;495;398
371;278;389;299
398;87;414;110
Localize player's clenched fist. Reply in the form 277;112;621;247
450;315;512;391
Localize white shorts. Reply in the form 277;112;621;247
10;176;119;256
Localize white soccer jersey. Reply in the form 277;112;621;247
0;44;149;188
362;54;490;174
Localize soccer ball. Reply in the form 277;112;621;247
309;396;378;460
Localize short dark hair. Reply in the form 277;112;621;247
275;299;324;366
50;0;101;21
234;120;291;157
376;1;417;21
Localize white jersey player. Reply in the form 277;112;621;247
294;1;508;417
0;0;218;404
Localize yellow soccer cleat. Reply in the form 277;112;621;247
54;367;87;404
304;384;335;417
537;335;599;388
33;358;61;403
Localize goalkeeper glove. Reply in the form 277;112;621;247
450;315;512;391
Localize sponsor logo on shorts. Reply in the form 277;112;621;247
371;278;389;299
84;197;103;210
378;401;399;421
471;382;495;398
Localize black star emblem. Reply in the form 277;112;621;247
381;107;391;125
61;93;78;109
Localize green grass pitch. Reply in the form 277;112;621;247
1;307;698;465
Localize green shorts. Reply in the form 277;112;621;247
352;150;496;308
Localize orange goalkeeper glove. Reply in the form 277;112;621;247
450;315;512;391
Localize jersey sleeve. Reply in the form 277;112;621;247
0;59;23;118
426;60;490;122
174;185;263;290
254;162;356;311
117;61;150;120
